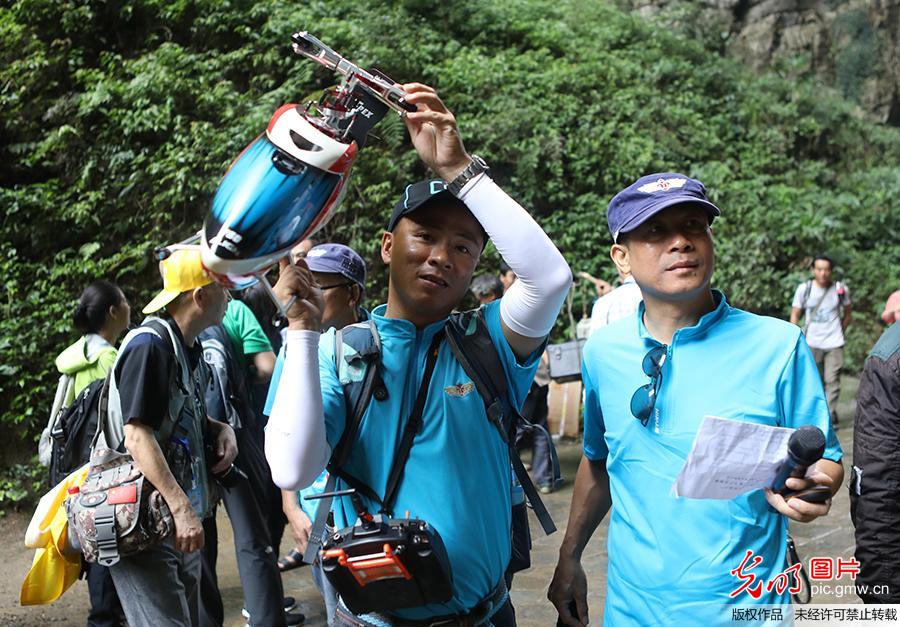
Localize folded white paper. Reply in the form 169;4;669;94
674;415;793;500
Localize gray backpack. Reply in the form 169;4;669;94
66;321;189;566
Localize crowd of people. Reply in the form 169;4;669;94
37;81;900;627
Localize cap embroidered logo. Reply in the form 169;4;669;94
637;178;687;194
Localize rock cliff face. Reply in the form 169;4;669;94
629;0;899;125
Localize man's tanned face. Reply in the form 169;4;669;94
382;201;484;325
613;204;714;303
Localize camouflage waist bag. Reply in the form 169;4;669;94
64;323;193;566
66;444;174;566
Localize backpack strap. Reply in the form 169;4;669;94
303;320;388;564
380;331;443;516
444;309;557;535
103;321;185;452
199;324;255;430
444;311;513;441
47;374;75;434
88;370;114;452
138;316;189;443
103;325;167;451
801;279;812;310
324;330;442;519
200;331;237;429
302;471;338;564
330;320;388;470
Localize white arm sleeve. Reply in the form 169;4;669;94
459;174;573;338
264;330;331;491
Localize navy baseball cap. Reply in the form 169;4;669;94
305;243;366;288
607;173;721;242
388;179;487;246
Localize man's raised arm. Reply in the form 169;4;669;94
458;177;572;358
400;83;572;359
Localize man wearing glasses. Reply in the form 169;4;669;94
303;242;368;330
549;173;843;626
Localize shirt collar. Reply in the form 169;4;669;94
370;304;448;341
636;290;729;343
622;276;637;285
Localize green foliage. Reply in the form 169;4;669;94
0;460;47;512
2;0;899;478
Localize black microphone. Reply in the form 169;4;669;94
771;426;830;503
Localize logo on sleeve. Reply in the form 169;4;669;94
444;382;475;397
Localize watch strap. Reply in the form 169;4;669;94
446;155;489;196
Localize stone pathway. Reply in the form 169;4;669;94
2;380;861;626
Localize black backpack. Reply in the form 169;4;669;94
49;374;109;486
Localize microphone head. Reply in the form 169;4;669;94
787;426;826;466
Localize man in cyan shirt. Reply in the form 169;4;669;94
549;173;843;627
265;83;572;626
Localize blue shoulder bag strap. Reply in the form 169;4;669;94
303;319;389;564
444;308;557;536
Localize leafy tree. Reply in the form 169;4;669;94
2;0;898;484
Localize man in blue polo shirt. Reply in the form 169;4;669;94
548;173;843;626
264;83;572;626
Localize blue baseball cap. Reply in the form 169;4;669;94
305;243;366;288
607;173;721;242
389;179;459;231
389;179;488;247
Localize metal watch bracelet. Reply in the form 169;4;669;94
446;154;489;196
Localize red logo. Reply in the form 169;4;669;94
808;556;860;581
729;550;803;599
766;563;802;595
730;550;764;599
809;557;833;580
730;552;863;600
836;557;861;581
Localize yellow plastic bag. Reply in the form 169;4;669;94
20;464;88;605
25;463;87;549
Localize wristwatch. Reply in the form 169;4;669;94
446;154;490;196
